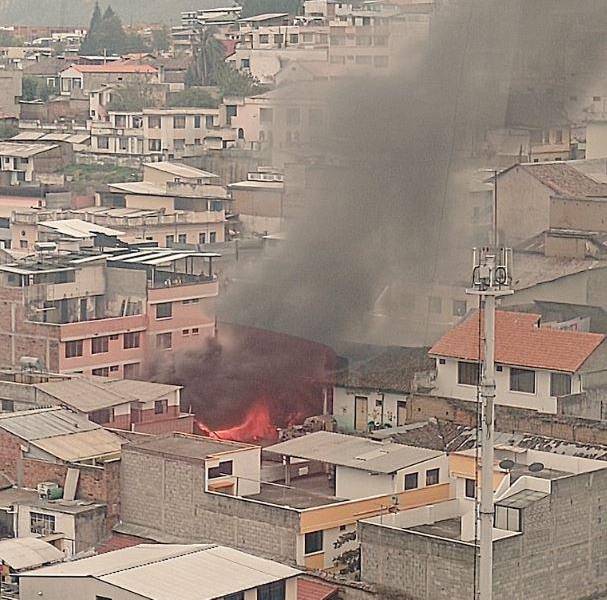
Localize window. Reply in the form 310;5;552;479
259;34;269;44
452;299;467;317
119;137;128;151
30;512;55;535
550;372;572;397
465;478;476;499
97;136;109;149
92;367;109;377
240;58;250;69
205;115;214;128
209;231;217;243
165;234;174;246
156;332;172;350
593;96;601;102
458;361;479;386
304;530;323;554
154;399;168;414
19;239;28;249
148;115;161;128
178;233;187;244
174;139;185;151
91;336;109;354
510;367;535;394
273;34;284;44
428;296;442;314
494;505;521;532
199;232;206;244
224;593;245;600
226;105;238;119
109;365;119;372
1;399;14;412
404;472;418;490
124;362;140;379
426;468;440;486
183;329;190;335
194;115;201;128
258;581;286;600
156;302;173;319
289;33;299;44
149;139;161;151
123;332;140;349
109;334;119;341
192;328;200;335
208;460;233;478
65;340;83;358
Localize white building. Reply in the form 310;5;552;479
19;543;300;600
429;310;607;414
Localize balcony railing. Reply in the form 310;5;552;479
149;270;216;289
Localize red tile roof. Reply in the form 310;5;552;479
297;578;339;600
429;310;605;373
95;534;148;554
512;163;607;198
69;63;158;74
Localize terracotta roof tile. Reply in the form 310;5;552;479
69;63;158;74
518;162;607;198
297;578;339;600
429;310;605;373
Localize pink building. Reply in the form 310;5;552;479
0;247;219;378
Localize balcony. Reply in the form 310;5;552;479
148;272;219;302
58;313;146;341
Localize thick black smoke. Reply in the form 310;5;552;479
219;0;607;347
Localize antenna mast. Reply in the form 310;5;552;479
467;243;512;600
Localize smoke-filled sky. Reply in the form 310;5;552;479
219;0;607;347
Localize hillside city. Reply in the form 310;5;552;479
0;1;604;599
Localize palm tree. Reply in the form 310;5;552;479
190;26;226;86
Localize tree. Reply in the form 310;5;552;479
215;64;267;98
188;26;226;86
22;76;51;102
79;1;102;55
79;3;130;56
106;83;157;111
151;26;170;53
168;87;218;108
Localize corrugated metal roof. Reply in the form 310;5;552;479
39;219;124;239
0;142;58;158
35;379;134;412
23;544;299;600
267;431;442;474
144;161;219;179
0;407;99;440
102;379;181;402
0;538;63;571
31;428;123;462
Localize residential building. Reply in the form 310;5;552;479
59;63;160;98
90;111;144;159
119;431;503;572
0;143;71;186
428;310;607;414
0;246;219;377
359;443;607;600
102;161;228;247
229;167;285;234
0;371;194;434
0;407;123;526
20;543;300;600
332;346;434;433
0;66;22;119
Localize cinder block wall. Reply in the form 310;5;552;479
120;446;300;564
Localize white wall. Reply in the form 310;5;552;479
335;466;395;499
432;357;577;413
332;386;406;432
16;505;76;556
394;455;449;493
586;121;607;159
205;447;261;496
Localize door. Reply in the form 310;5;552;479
397;400;407;426
354;396;368;432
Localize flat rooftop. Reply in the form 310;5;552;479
407;517;463;540
247;480;344;510
129;433;257;461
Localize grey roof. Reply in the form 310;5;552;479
0;538;63;571
34;379;133;412
129;433;257;461
39;219;124;239
0;407;123;461
102;379;181;402
143;161;219;179
266;431;443;474
496;489;549;509
0;142;58;158
21;544;299;600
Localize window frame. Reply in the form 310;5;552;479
208;460;234;479
156;302;173;320
509;367;536;394
91;336;109;355
457;361;480;386
426;468;440;486
550;372;572;397
65;339;83;358
304;530;323;555
156;332;172;350
404;472;418;491
123;332;140;349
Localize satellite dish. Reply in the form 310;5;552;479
528;462;544;473
498;459;515;470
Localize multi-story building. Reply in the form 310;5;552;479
0;143;70;186
101;161;228;247
89;111;144;159
0;245;219;377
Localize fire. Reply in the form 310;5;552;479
196;400;279;443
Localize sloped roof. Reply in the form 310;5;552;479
334;346;433;393
0;537;63;571
101;379;181;402
66;63;158;74
35;378;132;412
22;544;299;600
429;310;606;373
298;578;339;600
267;431;442;474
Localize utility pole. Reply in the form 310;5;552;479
467;179;512;599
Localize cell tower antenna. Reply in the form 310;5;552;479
466;239;513;600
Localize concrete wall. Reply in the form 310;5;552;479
586;121;607;159
120;446;300;565
336;467;394;499
333;387;407;432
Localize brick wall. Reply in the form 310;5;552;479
359;468;607;600
120;446;299;564
408;394;607;445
